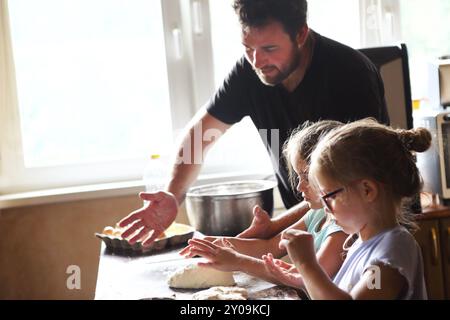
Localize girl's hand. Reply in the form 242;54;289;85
279;229;317;271
181;238;242;272
262;253;303;288
237;205;273;239
179;236;230;258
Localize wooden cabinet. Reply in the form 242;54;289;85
415;219;445;299
440;217;450;298
415;209;450;299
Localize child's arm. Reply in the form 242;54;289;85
349;264;407;299
233;215;309;258
262;230;347;288
281;229;351;299
281;230;407;299
181;218;308;259
314;231;348;279
217;237;283;259
179;236;280;259
186;238;292;285
299;260;407;299
237;201;310;239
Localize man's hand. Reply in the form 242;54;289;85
118;191;178;247
237;205;273;239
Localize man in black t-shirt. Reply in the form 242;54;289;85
118;0;389;245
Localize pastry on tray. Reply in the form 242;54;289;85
95;222;195;254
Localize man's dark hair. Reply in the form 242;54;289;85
232;0;308;41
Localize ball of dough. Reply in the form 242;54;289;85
167;264;235;289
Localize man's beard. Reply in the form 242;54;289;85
254;49;301;86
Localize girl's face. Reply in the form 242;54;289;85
314;169;368;235
291;155;322;209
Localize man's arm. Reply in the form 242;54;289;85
119;108;231;246
166;107;232;204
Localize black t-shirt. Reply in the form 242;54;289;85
206;31;389;209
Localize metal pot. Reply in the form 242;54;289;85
185;180;278;236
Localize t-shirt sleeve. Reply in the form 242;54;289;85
206;56;253;125
321;219;343;240
302;209;315;232
366;230;423;299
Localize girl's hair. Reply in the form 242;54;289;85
282;120;343;192
310;118;432;230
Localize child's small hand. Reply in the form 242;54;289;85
237;205;273;239
279;229;316;271
262;253;303;288
183;238;241;272
179;236;233;258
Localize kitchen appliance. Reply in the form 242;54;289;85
425;58;450;109
415;112;450;205
185;180;277;236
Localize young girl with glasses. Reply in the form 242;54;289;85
181;120;348;289
273;118;430;299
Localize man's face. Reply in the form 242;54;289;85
242;20;301;86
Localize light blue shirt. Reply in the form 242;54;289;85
333;226;427;299
303;208;343;252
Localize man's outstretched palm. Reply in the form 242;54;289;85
118;191;178;247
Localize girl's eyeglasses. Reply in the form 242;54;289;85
321;187;344;211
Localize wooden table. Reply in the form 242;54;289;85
95;205;450;300
94;243;301;300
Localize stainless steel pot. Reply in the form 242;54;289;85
185;180;278;236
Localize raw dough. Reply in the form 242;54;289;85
191;286;248;300
167;264;235;289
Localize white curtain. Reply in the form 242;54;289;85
0;0;24;193
360;0;401;47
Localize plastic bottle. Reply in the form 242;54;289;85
142;154;168;205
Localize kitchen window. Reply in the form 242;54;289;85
2;0;449;195
8;0;175;169
1;0;197;194
0;0;273;195
398;0;450;101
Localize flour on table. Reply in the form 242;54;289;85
191;286;248;300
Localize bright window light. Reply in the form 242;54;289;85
8;0;173;168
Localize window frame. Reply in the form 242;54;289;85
0;0;206;194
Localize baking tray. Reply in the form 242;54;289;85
95;223;195;256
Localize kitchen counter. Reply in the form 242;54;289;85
94;240;302;300
415;205;450;221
